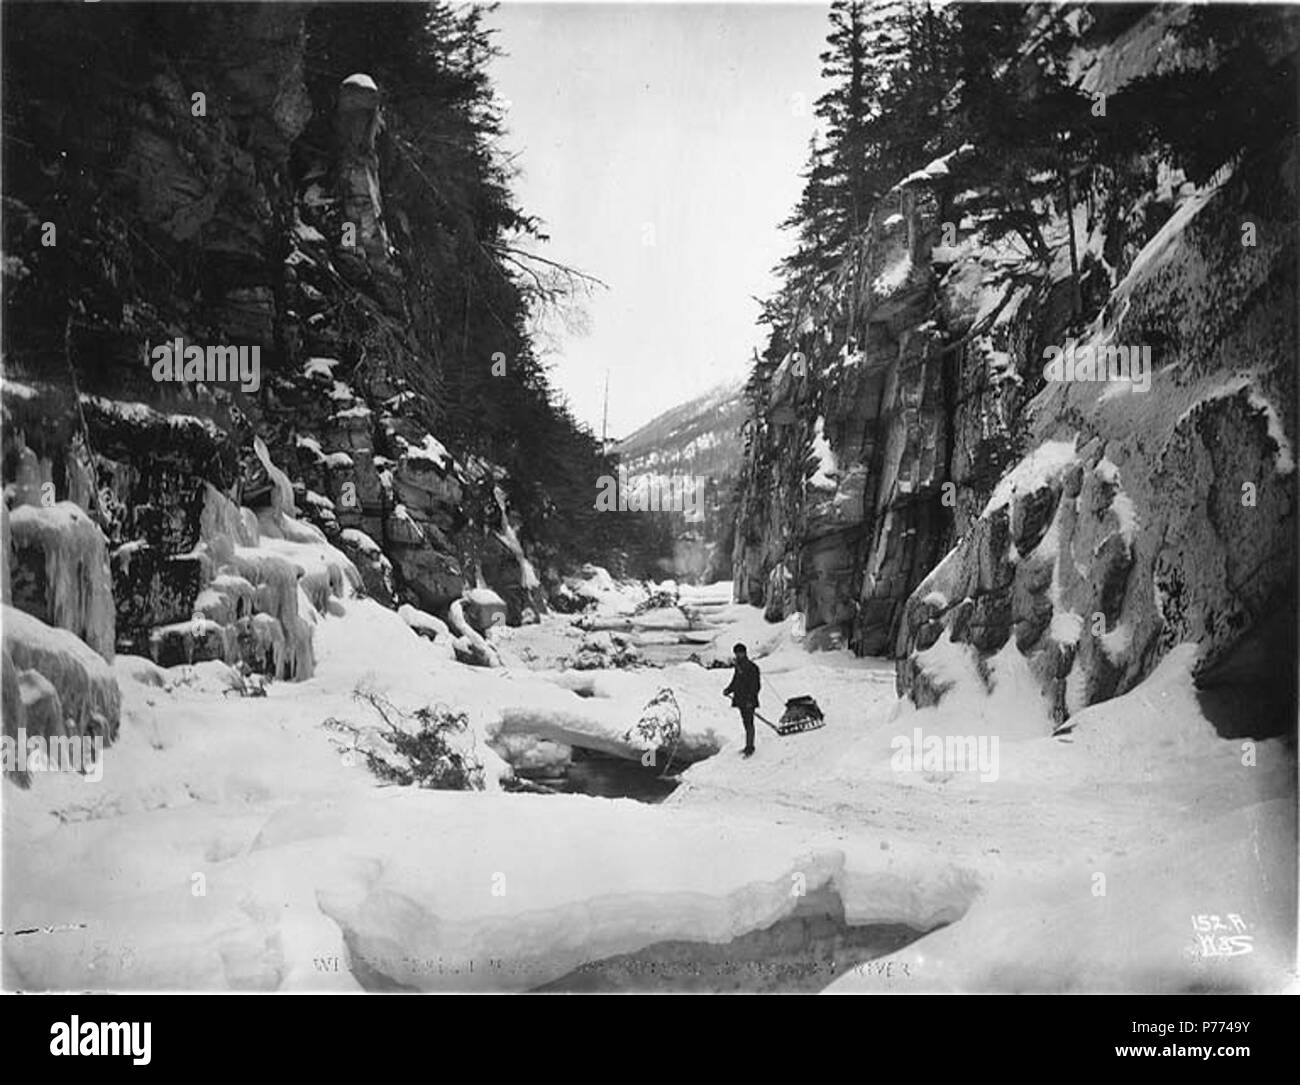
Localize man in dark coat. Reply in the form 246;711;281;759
723;642;761;757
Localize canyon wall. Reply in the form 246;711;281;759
732;6;1297;731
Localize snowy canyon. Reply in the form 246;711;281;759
1;2;1295;994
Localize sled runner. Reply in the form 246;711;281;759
756;695;825;736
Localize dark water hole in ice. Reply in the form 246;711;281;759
534;885;932;993
511;745;687;803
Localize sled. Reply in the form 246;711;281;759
756;695;826;736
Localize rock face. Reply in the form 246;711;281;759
732;161;972;657
732;8;1297;731
1;3;544;678
897;158;1297;728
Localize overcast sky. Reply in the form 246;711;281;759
486;1;831;437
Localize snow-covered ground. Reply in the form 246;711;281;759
3;577;1294;992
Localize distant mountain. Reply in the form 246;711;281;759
613;379;747;584
617;379;748;479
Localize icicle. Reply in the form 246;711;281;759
491;484;544;613
186;446;359;680
239;507;260;546
8;501;116;662
253;435;297;517
248;613;286;676
147;617;232;668
287;585;317;679
198;482;255;566
65;433;98;514
300;565;334;615
258;506;328;546
12;446;50;508
205;573;256;622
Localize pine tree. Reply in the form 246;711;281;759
951;4;1093;292
303;2;631;572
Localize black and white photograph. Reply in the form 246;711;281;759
0;0;1296;1020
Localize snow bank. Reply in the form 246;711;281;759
447;599;501;668
562;564;650;617
2;604;120;742
397;603;449;640
2;785;851;991
828;799;1293;994
823;645;1294;992
113;654;170;690
302;793;847;992
3;567;1289;993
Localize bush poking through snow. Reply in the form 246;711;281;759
221;664;269;698
623;687;683;765
633;583;679;615
325;687;484;790
569;630;640;670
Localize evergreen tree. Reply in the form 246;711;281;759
303;2;628;571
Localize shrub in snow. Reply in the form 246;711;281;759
633;583;680;615
326;687;484;790
550;583;589;614
623;687;682;762
570;630;640;671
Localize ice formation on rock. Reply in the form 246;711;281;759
2;604;120;744
9;502;116;661
253;435;297;517
447;598;501;668
492;483;542;596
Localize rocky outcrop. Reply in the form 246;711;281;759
897;155;1297;729
1;2;547;683
732;150;978;655
733;6;1297;732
